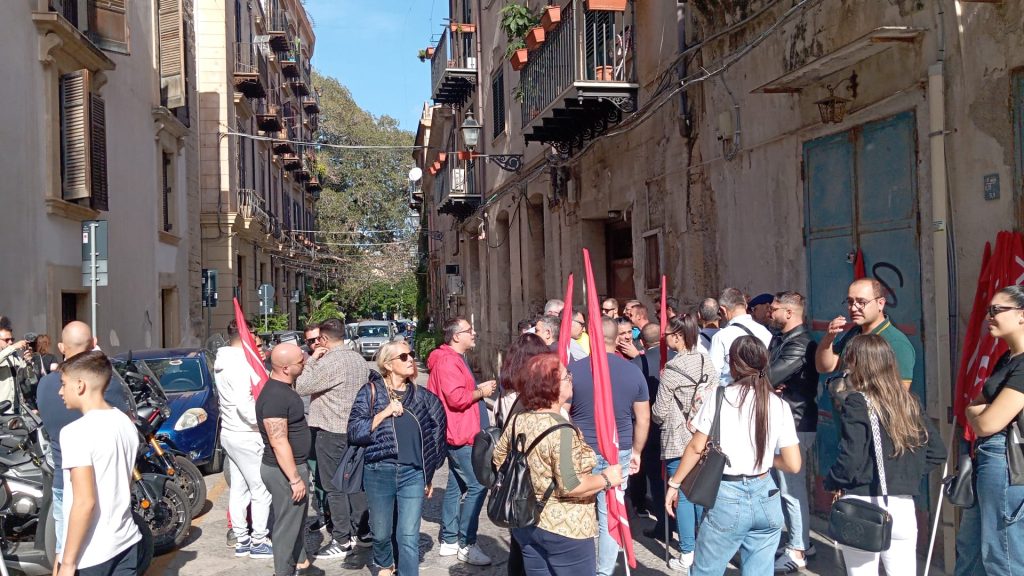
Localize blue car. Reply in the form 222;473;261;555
114;348;223;472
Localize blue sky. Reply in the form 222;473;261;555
305;0;440;133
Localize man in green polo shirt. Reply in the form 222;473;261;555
815;278;915;388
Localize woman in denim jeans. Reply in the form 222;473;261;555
665;337;802;576
348;341;448;576
957;285;1024;576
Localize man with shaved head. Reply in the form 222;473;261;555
37;321;131;558
257;343;317;576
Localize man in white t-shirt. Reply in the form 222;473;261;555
56;350;141;576
708;288;773;384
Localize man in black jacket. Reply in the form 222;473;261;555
768;291;819;573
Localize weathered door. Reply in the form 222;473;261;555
804;111;924;512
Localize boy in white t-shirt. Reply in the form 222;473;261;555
56;351;142;576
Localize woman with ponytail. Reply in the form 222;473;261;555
665;336;802;576
825;334;944;575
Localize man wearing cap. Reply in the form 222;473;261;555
748;293;775;328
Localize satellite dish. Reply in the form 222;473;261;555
408;167;423;182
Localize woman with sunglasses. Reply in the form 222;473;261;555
348;341;447;576
956;285;1024;576
651;313;718;571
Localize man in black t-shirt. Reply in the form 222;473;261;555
257;343;318;576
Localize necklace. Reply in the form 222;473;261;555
385;376;409;404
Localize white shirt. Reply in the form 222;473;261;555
693;385;798;475
60;408;141;568
214;346;260;433
697;328;719;354
708;315;773;384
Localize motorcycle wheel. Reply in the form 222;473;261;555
134;512;155;574
173;455;207;518
149;479;191;555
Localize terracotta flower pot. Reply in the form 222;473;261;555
433;161;441;170
449;23;477;33
511;48;528;71
426;47;435;58
594;65;614;81
541;5;562;32
526;26;546;51
586;0;627;10
438;152;447;163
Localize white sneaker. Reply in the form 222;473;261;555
438;542;460;557
668;551;693;573
774;548;808;573
457;544;492;566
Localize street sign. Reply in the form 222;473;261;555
202;269;219;308
258;283;274;314
81;221;109;287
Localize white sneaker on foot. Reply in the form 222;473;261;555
438;542;460;557
668;551;693;573
457;544;492;566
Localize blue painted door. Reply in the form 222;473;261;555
804;111;924;512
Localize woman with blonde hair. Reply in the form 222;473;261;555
348;340;447;576
826;334;944;575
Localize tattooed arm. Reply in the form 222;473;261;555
264;417;305;501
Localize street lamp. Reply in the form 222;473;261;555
458;109;523;173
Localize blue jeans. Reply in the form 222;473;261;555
691;474;783;576
441;444;486;547
593;448;633;576
512;526;596;575
53;487;64;554
364;461;425;576
666;458;703;554
774;430;814;551
955;433;1024;576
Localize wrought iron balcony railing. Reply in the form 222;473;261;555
238;188;269;228
431;27;477;105
234;42;268;99
435;159;479;220
267;9;291;52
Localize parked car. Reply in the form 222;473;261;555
355;320;396;360
113;349;223;473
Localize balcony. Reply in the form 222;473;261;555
282;151;302;171
237;188;269;230
306;174;322;194
521;2;638;155
302;89;320;114
279;49;300;78
256;89;282;132
435;160;478;220
288;68;310;97
233;42;268;99
267;9;291;52
272;124;295;155
431;27;477;105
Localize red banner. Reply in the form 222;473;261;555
557;274;575;367
233;297;269;399
582;249;636;568
954;232;1024;440
659;275;668;372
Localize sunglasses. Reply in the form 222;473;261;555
987;305;1023;318
393;352;415;362
0;338;12;344
305;337;319;346
601;307;616;313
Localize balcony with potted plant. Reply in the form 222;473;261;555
430;24;477;105
256;87;283;132
233;41;268;99
520;0;638;156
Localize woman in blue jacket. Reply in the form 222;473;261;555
348;340;447;576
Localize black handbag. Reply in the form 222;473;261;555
828;394;893;552
680;386;730;509
486;416;574;529
333;382;377;494
473;391;520;489
943;439;976;508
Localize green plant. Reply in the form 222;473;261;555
500;2;539;58
302;289;344;326
513;85;525;103
414;327;443;363
417;49;427;62
251;312;290;333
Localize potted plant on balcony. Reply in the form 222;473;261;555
418;49;428;62
450;22;477;33
500;2;539;71
526;25;545;51
541;4;561;31
586;0;628;10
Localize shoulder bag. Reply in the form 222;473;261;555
473;387;521;489
332;382;376;494
828;394;893;552
943;428;976;508
680;386;730;508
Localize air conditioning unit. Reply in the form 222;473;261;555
450;168;466;194
447;274;464;296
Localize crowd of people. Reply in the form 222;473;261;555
3;275;1024;576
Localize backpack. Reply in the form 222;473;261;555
486;416;574;529
472;391;520;489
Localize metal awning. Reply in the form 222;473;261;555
753;27;925;94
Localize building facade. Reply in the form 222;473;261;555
196;0;322;338
417;0;1024;568
0;0;202;351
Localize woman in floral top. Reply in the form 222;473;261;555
493;353;625;575
652;313;718;571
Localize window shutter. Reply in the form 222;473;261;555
60;70;92;202
88;0;129;54
89;93;109;211
158;0;186;108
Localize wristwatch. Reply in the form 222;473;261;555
600;471;612;490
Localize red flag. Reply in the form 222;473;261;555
582;249;636;569
854;248;866;279
233;297;270;398
659;275;668;372
557;274;575;367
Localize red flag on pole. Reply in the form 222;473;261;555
582;249;636;569
557;274;575;367
233;297;269;399
659;275;668;373
854;248;866;280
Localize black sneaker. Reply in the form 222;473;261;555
315;539;355;560
307;519;325;533
355;535;374;548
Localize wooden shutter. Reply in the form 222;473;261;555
89;93;109;211
88;0;129;54
60;70;92;202
158;0;186;108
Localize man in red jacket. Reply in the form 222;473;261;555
427;317;497;566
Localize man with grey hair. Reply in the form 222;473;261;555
708;288;772;384
533;315;586;361
542;299;564;317
697;297;721;353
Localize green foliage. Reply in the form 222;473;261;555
417;49;427;62
251;312;290;332
301;289;345;326
335;277;417;320
414;327;443;363
500;2;539;58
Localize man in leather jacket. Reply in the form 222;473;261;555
767;291;819;573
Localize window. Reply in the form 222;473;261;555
236;254;245;298
59;70;108;210
492;72;506;139
236;122;248;188
158;0;186;108
643;230;662;292
162;153;174;231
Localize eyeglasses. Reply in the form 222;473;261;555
305;337;319;346
572;319;586;327
392;352;415;362
456;327;475;336
601;307;616;313
0;337;12;343
843;297;881;310
987;305;1023;318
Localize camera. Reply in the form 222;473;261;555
23;333;38;352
